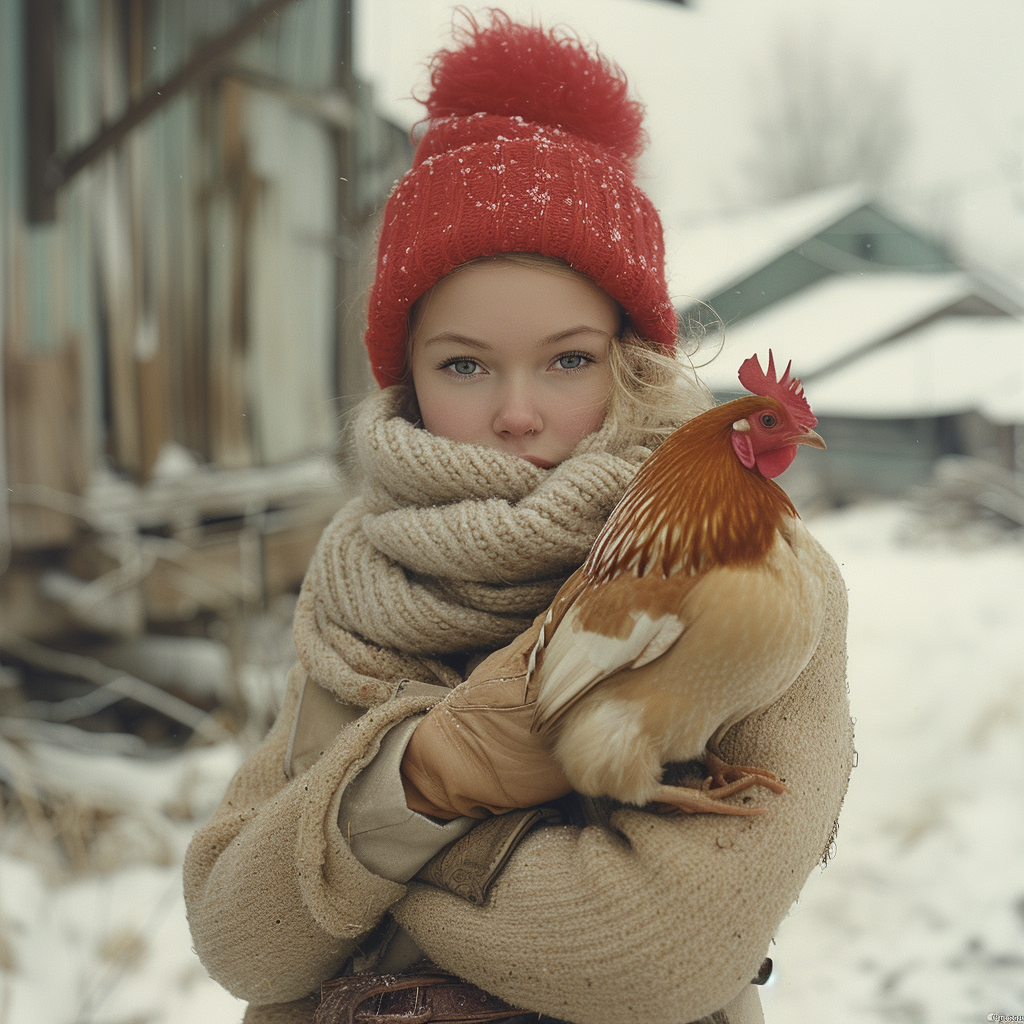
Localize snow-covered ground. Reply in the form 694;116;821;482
763;503;1024;1023
1;501;1022;1023
0;743;249;1023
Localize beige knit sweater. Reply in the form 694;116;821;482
183;388;855;1024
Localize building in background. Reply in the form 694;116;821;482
1;0;412;639
667;185;1024;506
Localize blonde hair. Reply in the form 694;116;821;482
606;328;714;447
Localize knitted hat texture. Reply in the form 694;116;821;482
364;12;678;387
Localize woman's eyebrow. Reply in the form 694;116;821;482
420;333;492;350
422;324;611;349
539;325;613;346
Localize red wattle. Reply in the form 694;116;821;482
754;445;797;479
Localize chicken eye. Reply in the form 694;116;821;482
759;413;777;428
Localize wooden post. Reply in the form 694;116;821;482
207;77;259;469
128;0;170;481
96;0;141;474
333;0;376;410
24;0;59;223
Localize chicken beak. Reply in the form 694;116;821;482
794;428;826;450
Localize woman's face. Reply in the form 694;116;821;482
409;261;618;468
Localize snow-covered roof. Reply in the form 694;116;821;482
807;316;1024;422
693;272;977;393
664;184;869;303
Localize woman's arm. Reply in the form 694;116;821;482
392;556;854;1024
183;665;441;1005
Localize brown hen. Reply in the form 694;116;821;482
529;351;830;815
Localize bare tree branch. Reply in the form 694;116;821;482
741;23;911;202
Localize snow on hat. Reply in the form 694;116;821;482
364;10;678;387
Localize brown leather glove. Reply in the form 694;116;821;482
400;615;572;820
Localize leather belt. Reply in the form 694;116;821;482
314;960;529;1024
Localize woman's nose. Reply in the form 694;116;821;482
493;386;543;437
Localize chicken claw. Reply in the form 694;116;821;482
702;748;789;796
648;750;788;816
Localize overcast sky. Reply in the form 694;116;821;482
354;0;1024;286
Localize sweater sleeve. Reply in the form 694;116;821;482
182;665;442;1006
340;714;476;881
391;554;854;1024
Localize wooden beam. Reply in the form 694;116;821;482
27;0;306;222
24;0;59;223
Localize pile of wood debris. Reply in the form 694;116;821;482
0;451;345;879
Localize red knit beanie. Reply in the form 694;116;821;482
365;11;677;387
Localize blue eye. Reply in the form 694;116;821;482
556;352;590;370
449;359;479;375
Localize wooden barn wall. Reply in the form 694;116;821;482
137;0;344;471
2;0;98;551
2;0;395;559
244;86;336;465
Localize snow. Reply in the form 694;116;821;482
664;184;868;304
692;272;976;393
7;740;244;818
2;504;1022;1022
762;502;1024;1023
0;744;248;1024
0;859;245;1023
807;316;1024;421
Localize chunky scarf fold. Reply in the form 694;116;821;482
293;387;654;706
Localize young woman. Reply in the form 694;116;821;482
184;14;854;1024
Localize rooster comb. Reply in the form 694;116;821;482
424;8;646;166
738;351;817;429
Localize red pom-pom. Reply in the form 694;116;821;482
424;9;646;166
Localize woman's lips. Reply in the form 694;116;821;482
519;454;555;469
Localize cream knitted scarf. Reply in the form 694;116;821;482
293;387;655;707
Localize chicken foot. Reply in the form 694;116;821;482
650;783;766;816
702;748;789;795
649;749;788;816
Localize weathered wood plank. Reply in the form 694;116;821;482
245;85;336;463
206;76;256;469
4;338;86;549
95;0;141;475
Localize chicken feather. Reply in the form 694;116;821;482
534;522;828;806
